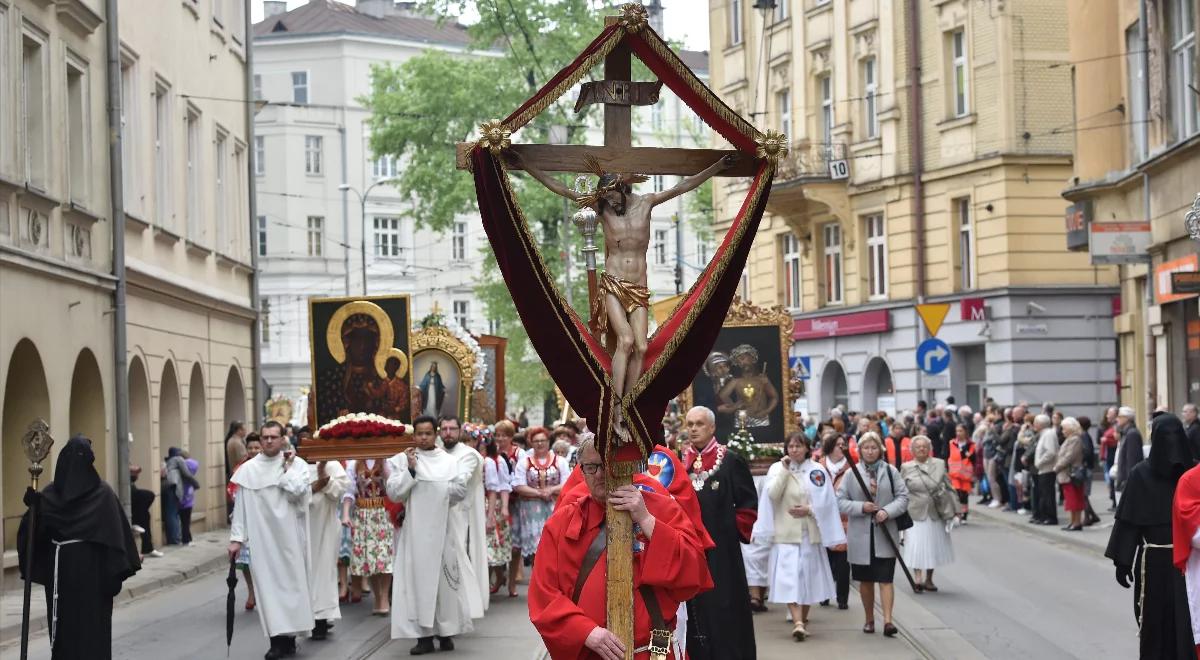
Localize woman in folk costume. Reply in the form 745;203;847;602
512;427;571;561
762;432;844;641
483;438;515;595
344;458;394;615
1108;413;1195;659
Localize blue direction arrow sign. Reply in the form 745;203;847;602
916;338;951;375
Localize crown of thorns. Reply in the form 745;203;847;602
573;155;649;209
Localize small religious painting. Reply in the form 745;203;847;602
309;295;412;430
690;325;785;442
412;350;463;420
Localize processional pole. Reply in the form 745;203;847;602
572;178;601;338
19;419;55;660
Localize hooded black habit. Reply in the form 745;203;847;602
1104;414;1196;659
18;435;141;659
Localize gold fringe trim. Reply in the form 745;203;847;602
504;29;625;134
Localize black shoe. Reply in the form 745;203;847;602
1039;520;1059;526
280;636;297;656
1085;514;1101;526
837;602;849;610
1027;518;1044;524
819;599;830;607
1062;525;1083;531
265;650;283;660
438;636;455;651
410;637;436;655
312;619;329;641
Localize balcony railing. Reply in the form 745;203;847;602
774;142;848;183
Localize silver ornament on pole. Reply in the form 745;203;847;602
1185;193;1200;242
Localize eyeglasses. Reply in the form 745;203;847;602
580;462;603;475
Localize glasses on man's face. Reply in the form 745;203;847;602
580;462;603;475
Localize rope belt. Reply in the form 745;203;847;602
51;539;84;650
356;497;385;509
1138;542;1173;637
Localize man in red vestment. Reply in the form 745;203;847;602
528;438;713;660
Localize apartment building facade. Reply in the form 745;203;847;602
709;0;1119;417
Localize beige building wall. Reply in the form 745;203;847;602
709;0;1118;415
1063;0;1200;425
0;0;254;554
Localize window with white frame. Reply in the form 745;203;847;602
819;74;833;145
488;318;502;335
253;135;264;176
66;57;88;204
372;154;396;179
654;229;668;265
651;102;663;131
774;0;788;22
154;82;171;225
21;31;47;188
865;213;887;299
374;216;402;257
822;223;843;304
1127;22;1148;160
0;6;6;176
214;129;228;251
253;73;262;101
120;56;139;214
782;233;802;310
777;88;791;136
185;106;201;239
1169;0;1197;139
233;144;245;255
212;0;224;26
260;297;270;343
863;57;879;139
452;221;466;260
730;0;743;46
292;71;308;104
950;29;969;117
307;216;324;257
956;197;974;290
304;135;322;175
257;215;267;256
453;300;470;329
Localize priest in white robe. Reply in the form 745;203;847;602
386;415;473;655
228;421;313;660
440;414;489;618
308;459;350;640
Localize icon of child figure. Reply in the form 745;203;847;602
369;352;410;422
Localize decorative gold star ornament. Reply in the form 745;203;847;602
477;120;512;157
619;3;649;32
755;130;789;164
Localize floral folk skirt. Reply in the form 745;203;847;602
351;506;394;577
487;513;513;567
515;498;555;558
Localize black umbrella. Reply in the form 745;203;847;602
226;556;238;656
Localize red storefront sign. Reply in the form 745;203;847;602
794;309;891;340
961;297;985;321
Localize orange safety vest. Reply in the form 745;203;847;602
948;441;974;491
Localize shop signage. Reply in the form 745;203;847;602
1065;201;1091;251
1089;222;1152;265
961;297;986;321
1172;271;1200;295
1157;254;1200;304
793;309;890;340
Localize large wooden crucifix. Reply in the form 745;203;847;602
458;10;779;659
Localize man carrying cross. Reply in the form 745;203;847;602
510;150;735;402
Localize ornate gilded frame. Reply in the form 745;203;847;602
676;297;799;439
411;324;478;421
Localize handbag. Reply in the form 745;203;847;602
884;467;914;531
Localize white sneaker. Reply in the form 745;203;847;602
1017;508;1029;515
988;501;1002;509
147;549;164;558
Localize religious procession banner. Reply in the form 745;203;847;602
467;5;784;465
301;294;415;461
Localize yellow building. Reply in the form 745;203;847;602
1063;0;1199;425
709;0;1118;417
0;0;255;554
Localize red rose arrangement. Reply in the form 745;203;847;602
314;413;405;440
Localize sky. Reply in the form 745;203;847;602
250;0;711;51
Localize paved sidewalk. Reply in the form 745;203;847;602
968;478;1112;556
0;529;228;646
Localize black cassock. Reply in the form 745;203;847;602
686;449;757;660
1105;414;1196;660
18;436;140;660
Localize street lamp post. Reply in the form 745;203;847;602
338;178;397;296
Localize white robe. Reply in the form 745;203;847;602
1187;528;1200;642
386;449;474;639
446;442;489;618
308;460;350;621
230;452;314;637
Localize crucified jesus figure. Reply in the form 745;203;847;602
509;150;735;404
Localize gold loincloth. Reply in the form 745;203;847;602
592;271;650;340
